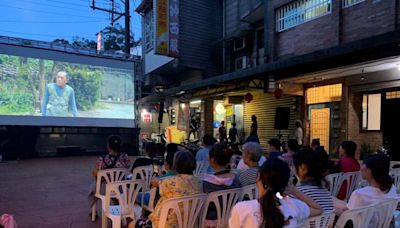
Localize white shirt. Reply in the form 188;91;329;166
237;156;267;170
347;185;397;228
229;197;310;228
295;127;303;145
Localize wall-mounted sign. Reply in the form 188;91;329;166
155;0;179;57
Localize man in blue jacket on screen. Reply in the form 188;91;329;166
41;71;78;117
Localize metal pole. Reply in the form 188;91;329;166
124;0;130;54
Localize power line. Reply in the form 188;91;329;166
0;29;95;39
0;4;106;19
10;0;92;13
0;20;108;24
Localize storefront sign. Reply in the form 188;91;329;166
155;0;169;55
168;0;179;57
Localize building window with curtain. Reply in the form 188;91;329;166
362;93;381;131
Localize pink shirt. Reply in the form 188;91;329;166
337;157;360;200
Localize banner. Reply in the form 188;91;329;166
155;0;169;55
155;0;179;57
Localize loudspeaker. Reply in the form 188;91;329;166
158;102;164;123
274;107;290;130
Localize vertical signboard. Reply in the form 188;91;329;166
168;0;179;57
155;0;169;55
155;0;179;57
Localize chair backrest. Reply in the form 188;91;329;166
132;165;154;190
374;197;400;228
158;194;207;228
301;211;335;228
105;180;144;215
325;172;342;197
96;168;129;196
240;184;258;201
200;188;242;228
390;168;400;192
195;161;209;175
338;171;360;201
334;204;376;228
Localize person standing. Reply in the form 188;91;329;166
228;122;238;143
295;120;303;146
41;71;78;117
250;115;258;137
218;121;227;143
188;115;198;140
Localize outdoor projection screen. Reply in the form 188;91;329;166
0;53;135;127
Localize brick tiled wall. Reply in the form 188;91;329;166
347;92;382;159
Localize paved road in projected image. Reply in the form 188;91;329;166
78;101;134;119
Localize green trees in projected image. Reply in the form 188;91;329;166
66;67;102;111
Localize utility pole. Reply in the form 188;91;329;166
90;0;131;54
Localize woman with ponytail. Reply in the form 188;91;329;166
293;148;334;212
229;159;322;228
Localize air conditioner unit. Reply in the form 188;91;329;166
235;56;249;70
233;37;246;51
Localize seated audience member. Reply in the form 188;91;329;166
335;154;396;228
130;142;158;172
267;138;283;159
336;141;360;200
148;151;202;228
237;136;266;170
293;148;334;212
283;139;299;167
310;138;320;151
196;134;216;173
229;159;323;228
315;146;338;175
237;142;262;186
90;135;130;212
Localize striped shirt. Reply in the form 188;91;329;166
297;183;334;212
238;167;259;186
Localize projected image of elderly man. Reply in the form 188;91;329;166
41;71;78;117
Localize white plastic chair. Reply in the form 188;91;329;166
325;172;342;197
92;168;129;221
390;168;400;193
335;204;376;228
132;165;154;190
200;188;242;228
301;211;335;228
240;184;258;201
142;187;158;212
337;171;360;201
102;180;144;228
195;161;209;175
374;197;400;228
158;194;207;228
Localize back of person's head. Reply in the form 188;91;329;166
364;154;392;193
165;150;177;169
173;151;196;174
144;142;158;158
286;139;300;152
209;143;233;166
203;134;216;146
259;159;290;227
268;138;281;151
221;121;225;126
232;122;236;127
340;141;357;158
295;120;302;128
242;142;262;162
311;139;320;148
245;135;260;144
293;148;327;187
315;146;330;175
166;143;179;153
107;135;122;152
251;115;257;121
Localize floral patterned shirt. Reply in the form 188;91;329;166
96;153;131;170
149;174;203;228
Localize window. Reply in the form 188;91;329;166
386;91;400;99
342;0;365;8
144;10;154;52
276;0;332;32
362;93;381;131
306;84;342;105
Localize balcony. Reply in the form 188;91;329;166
239;0;264;24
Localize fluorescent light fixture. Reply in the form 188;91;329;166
190;100;201;105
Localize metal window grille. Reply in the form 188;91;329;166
342;0;365;8
386;91;400;99
276;0;332;32
306;84;342;105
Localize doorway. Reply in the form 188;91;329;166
310;108;331;152
383;97;400;161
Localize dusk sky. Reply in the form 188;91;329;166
0;0;142;42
